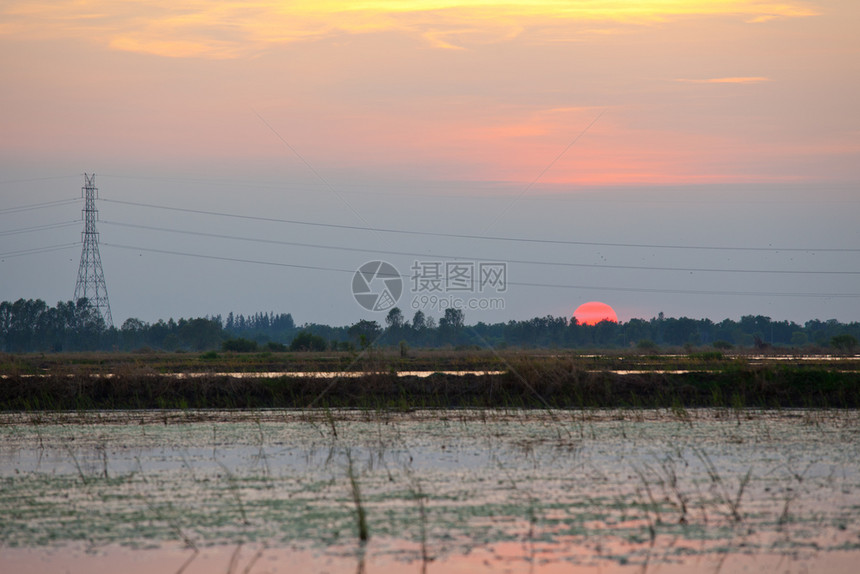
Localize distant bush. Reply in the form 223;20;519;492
831;334;858;354
713;340;733;350
200;351;219;360
636;339;658;351
266;341;288;352
222;338;259;352
290;331;327;352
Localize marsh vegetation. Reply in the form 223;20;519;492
1;350;859;410
2;348;859;571
1;409;859;573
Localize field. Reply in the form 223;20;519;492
1;408;859;573
2;349;860;410
1;350;859;572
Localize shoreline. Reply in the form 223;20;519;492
3;367;859;410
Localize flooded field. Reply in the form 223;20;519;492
1;408;859;573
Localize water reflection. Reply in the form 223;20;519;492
0;409;858;573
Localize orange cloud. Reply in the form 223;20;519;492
0;1;820;58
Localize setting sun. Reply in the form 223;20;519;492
573;301;618;325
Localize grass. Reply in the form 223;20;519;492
693;448;752;523
1;350;859;411
346;449;369;544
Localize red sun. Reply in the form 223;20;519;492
573;301;618;326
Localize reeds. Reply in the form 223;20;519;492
694;448;751;523
346;449;369;543
2;350;859;410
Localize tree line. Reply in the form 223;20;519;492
1;298;858;353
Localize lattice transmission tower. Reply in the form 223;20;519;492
74;173;113;327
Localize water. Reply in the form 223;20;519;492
1;409;859;573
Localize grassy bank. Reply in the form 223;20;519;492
3;348;858;375
2;351;859;410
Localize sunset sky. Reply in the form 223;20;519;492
1;1;858;326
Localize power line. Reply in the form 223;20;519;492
103;242;360;275
0;221;81;237
100;197;860;253
0;174;80;185
0;242;81;259
100;219;860;276
252;108;390;247
102;242;860;299
0;198;81;215
507;281;860;299
96;173;860;204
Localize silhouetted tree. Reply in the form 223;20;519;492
385;307;404;329
831;334;858;354
290;330;327;352
412;310;426;330
348;320;382;348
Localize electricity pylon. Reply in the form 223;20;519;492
73;173;113;327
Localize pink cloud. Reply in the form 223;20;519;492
676;76;772;84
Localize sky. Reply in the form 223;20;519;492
1;0;858;328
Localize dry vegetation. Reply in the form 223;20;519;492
1;349;859;410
